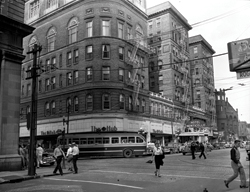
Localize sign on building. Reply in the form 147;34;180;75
228;38;250;72
236;69;250;79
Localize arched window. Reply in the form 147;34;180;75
45;102;50;116
119;94;125;110
51;100;56;114
129;96;133;111
47;28;56;52
86;94;93;111
66;98;71;113
74;96;79;112
103;94;110;110
28;36;37;59
68;18;78;44
195;78;200;85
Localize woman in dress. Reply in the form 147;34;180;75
153;142;164;177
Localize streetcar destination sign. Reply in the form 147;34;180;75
236;70;250;79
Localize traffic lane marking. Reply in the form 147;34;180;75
91;170;249;182
44;178;144;190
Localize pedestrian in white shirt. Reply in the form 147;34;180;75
66;143;73;171
36;144;44;168
72;142;79;174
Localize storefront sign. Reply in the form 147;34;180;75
152;129;163;134
91;126;117;132
186;120;206;128
41;129;62;135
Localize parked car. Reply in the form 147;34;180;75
224;143;230;148
212;143;220;150
245;141;250;153
207;143;214;150
40;152;56;166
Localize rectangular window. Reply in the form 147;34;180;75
69;27;77;44
73;71;79;84
86;45;93;60
46;59;50;72
194;47;198;54
141;76;145;89
111;137;119;144
156;18;161;28
140;57;145;68
86;21;93;37
27;84;31;96
74;49;79;64
119;68;124;81
59;54;62;68
51;77;56;89
51;57;56;71
86;67;93;81
157;46;162;55
29;0;40;18
128;50;132;59
102;20;110;36
67;52;72;65
118;47;124;60
103;94;110;110
118;22;124;39
59;74;63;87
148;20;153;30
45;79;50;91
127;26;132;40
196;68;199;75
38;80;42;92
102;66;110;80
48;36;55;52
102;44;110;59
67;72;72;86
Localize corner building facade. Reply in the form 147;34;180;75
20;0;176;147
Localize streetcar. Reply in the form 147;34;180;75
57;132;147;158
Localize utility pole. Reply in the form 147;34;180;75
26;44;42;176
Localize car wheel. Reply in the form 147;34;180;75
182;152;186;155
123;149;133;158
50;162;55;166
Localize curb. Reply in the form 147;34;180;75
0;171;72;185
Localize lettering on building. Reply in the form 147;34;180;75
41;129;62;135
91;126;117;132
152;129;163;134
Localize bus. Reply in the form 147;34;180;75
57;132;147;158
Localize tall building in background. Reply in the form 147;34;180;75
147;2;216;143
189;35;217;132
0;0;33;171
215;89;239;142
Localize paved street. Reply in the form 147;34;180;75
0;148;249;192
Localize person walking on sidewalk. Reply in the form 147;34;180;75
199;142;206;159
53;144;66;176
66;143;73;171
152;142;164;177
224;140;248;189
36;144;44;168
72;142;79;174
190;141;196;160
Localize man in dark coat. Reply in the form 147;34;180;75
190;141;196;160
199;142;206;159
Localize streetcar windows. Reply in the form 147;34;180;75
128;137;135;143
95;138;103;144
80;138;87;145
136;137;143;143
112;137;119;144
103;137;110;144
88;138;95;144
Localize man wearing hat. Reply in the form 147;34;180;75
72;142;79;174
224;140;248;188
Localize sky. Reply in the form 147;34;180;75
147;0;250;123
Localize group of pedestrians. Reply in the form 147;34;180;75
150;139;248;189
53;142;79;176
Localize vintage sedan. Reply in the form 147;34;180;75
40;152;56;166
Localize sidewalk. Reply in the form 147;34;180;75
0;165;71;184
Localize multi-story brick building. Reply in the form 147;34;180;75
20;0;218;149
146;2;216;143
0;0;33;171
215;89;239;142
189;35;217;139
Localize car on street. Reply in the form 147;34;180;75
40;152;56;166
224;143;230;148
245;141;250;153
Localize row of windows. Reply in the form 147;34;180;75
22;69;146;96
28;16;145;55
60;136;144;145
21;94;147;118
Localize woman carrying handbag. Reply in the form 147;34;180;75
152;142;164;177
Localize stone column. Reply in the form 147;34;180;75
0;50;25;171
